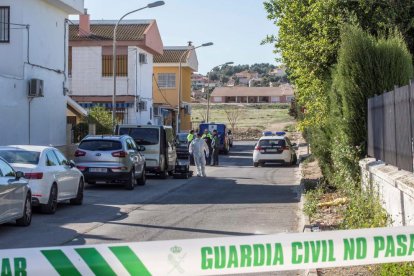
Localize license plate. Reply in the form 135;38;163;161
266;149;278;152
89;168;107;173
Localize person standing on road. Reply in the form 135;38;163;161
187;130;195;165
189;133;209;177
211;130;220;166
202;129;213;165
187;130;195;143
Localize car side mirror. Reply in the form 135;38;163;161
69;160;76;168
138;145;146;151
15;171;24;180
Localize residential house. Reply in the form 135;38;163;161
191;73;207;90
68;12;163;125
0;0;84;146
153;46;199;131
211;84;294;104
235;70;259;86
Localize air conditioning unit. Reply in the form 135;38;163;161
28;79;44;97
139;53;147;64
137;100;148;111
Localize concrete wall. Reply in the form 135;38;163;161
360;158;414;226
0;0;82;146
69;46;154;124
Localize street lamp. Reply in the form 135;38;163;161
206;61;234;123
112;1;165;130
176;42;213;134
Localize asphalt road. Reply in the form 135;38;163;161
0;141;302;274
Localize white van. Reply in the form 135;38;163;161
116;125;177;178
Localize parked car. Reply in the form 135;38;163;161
0;146;84;214
74;135;146;189
0;157;32;226
198;123;230;154
115;125;177;178
176;133;189;159
252;135;297;167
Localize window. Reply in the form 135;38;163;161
54;150;69;166
79;140;122;151
158;73;176;88
46;151;59;167
0;7;10;43
0;150;40;165
102;55;128;77
0;160;15;178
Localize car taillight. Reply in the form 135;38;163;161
76;166;87;172
254;146;262;151
282;146;289;150
25;172;43;179
112;151;127;157
75;150;86;157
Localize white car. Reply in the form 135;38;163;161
0;157;32;226
253;135;297;167
0;146;84;214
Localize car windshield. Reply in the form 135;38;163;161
259;139;286;147
79;140;122;151
0;150;40;165
121;128;159;145
177;134;188;143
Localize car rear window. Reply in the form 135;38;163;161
78;140;122;151
120;128;159;145
0;150;40;165
177;133;187;143
259;139;286;147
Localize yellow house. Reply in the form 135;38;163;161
153;46;199;132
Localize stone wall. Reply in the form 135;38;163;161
360;158;414;226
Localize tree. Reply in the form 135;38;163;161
88;106;114;135
224;109;242;136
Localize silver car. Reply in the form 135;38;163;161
0;157;32;226
74;135;146;190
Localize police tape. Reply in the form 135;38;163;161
2;226;414;275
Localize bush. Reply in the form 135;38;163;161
303;187;324;219
88;106;115;135
341;189;389;229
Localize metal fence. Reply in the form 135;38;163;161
367;83;414;172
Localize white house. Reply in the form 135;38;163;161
0;0;84;146
68;12;164;125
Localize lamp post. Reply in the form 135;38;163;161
206;61;234;123
112;1;165;130
176;42;213;134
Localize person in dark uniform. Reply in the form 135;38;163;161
202;129;212;165
211;130;220;166
187;130;195;165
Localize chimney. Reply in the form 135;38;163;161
79;9;90;36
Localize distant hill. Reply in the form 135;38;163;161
208;63;289;87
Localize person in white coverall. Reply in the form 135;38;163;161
189;133;210;177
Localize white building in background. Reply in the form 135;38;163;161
0;0;84;146
68;12;164;125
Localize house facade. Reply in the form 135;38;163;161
0;0;84;146
68;13;163;125
153;46;199;132
211;84;294;104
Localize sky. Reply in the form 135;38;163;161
74;0;279;75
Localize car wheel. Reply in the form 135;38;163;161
253;162;259;167
41;184;58;214
168;170;174;176
70;178;84;205
125;169;136;190
16;193;32;226
137;169;146;186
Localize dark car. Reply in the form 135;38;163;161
176;133;189;159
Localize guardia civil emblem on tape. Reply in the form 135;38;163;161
2;226;414;275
